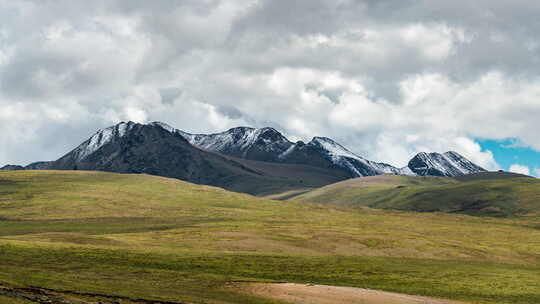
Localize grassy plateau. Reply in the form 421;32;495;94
294;174;540;217
0;171;540;303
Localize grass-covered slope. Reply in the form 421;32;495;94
1;171;540;303
294;174;540;217
453;171;534;182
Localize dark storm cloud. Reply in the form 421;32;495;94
216;105;244;120
230;0;366;36
305;83;343;104
159;87;183;105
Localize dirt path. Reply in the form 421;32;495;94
242;283;468;304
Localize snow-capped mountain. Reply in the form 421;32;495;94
177;127;401;177
177;126;294;162
408;151;486;177
45;120;484;180
70;121;138;161
175;125;392;178
48;121;273;191
300;137;404;177
175;124;486;178
42;121;351;194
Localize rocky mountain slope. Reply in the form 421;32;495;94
49;122;251;184
407;151;486;177
1;161;53;171
0;164;24;171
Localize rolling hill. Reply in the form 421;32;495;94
293;173;540;217
453;171;534;182
1;170;540;303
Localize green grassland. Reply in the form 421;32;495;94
1;171;540;303
0;295;34;304
294;174;540;217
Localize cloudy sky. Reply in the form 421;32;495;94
2;0;540;174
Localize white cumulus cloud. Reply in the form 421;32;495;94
509;164;531;176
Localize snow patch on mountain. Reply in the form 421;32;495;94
73;121;136;161
310;137;363;162
308;137;402;177
408;151;486;176
150;121;177;134
278;144;297;159
398;166;416;176
178;126;413;178
178;126;293;158
442;151;481;175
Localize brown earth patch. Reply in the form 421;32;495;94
240;283;469;304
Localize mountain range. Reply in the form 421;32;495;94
1;121;486;195
176;125;485;177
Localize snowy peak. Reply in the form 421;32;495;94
257;127;290;144
149;121;177;133
441;151;486;175
309;137;365;162
178;126;293;161
178;126;407;178
408;151;486;177
73;121;137;161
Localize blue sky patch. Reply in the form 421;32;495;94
478;139;540;176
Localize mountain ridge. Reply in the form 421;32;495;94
1;121;487;194
29;122;347;195
1;161;54;171
176;123;486;178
